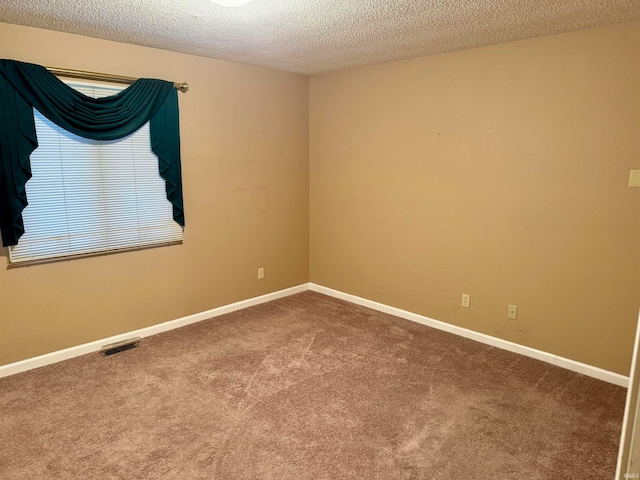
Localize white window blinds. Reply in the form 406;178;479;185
8;82;183;265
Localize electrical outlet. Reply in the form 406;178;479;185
257;267;265;280
508;304;517;320
629;170;640;187
461;293;470;308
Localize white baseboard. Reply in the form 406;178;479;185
1;281;627;388
0;283;310;379
309;283;628;388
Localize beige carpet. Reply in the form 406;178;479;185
0;291;625;479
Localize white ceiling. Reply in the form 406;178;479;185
1;0;639;75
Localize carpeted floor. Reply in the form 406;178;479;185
0;291;626;479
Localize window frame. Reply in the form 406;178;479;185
7;79;184;268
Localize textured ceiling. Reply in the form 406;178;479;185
1;0;639;75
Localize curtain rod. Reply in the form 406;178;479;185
46;66;189;92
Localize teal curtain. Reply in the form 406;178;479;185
0;59;184;247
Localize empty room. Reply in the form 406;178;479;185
0;1;639;479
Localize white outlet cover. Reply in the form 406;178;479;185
462;294;470;308
629;170;640;188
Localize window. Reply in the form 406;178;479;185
8;82;183;265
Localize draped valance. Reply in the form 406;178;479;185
0;59;184;247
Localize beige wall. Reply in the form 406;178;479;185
1;21;638;376
0;23;309;365
310;22;640;375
